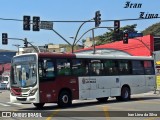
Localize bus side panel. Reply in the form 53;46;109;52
78;77;90;100
145;75;156;91
39;76;79;103
119;75;146;94
92;76;120;98
78;76;121;99
39;81;57;103
56;76;79;100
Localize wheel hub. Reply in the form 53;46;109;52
124;91;128;98
62;95;68;103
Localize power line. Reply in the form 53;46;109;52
0;18;22;21
0;17;159;22
102;17;160;22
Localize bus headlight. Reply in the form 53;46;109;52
29;88;38;96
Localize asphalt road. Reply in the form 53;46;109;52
0;90;160;120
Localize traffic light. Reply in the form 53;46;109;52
24;38;28;47
44;44;48;49
114;20;120;34
23;16;30;30
94;11;101;27
123;32;128;44
33;16;40;31
2;33;8;45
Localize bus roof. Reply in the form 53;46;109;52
37;52;154;60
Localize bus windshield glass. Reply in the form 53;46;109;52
10;55;37;88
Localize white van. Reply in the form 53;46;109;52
0;71;10;89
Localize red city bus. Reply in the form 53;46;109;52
10;52;156;108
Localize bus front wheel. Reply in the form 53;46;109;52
58;90;72;108
33;103;45;109
116;87;130;101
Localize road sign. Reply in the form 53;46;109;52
156;61;160;65
128;32;143;38
40;21;53;30
156;75;160;90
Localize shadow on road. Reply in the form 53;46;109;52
17;96;160;111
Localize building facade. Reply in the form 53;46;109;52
76;35;154;56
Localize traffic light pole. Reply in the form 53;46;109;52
7;38;40;53
72;19;94;53
51;29;71;46
74;27;114;46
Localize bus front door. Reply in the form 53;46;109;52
39;59;56;103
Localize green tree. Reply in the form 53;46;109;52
142;22;160;36
96;24;138;45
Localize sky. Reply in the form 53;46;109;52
0;0;160;51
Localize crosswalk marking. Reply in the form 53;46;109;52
0;102;23;107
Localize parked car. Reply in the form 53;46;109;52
0;74;10;89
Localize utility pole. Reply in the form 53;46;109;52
92;29;96;54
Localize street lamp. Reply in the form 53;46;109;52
69;37;74;39
13;44;20;55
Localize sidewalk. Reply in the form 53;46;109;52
132;90;160;97
0;88;9;93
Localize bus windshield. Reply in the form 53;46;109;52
11;55;37;88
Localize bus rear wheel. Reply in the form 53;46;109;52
96;97;108;103
33;103;45;109
116;87;130;101
58;90;72;108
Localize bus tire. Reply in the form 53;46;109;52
116;87;130;101
96;97;108;103
33;103;45;109
58;90;72;108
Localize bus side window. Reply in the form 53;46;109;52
72;59;88;76
45;61;55;77
38;59;55;80
144;61;155;75
104;60;118;75
118;60;131;75
132;60;144;75
57;59;71;76
89;60;103;76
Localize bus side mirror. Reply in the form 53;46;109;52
43;60;48;76
43;60;47;70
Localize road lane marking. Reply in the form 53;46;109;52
46;109;60;120
102;106;110;120
137;101;160;105
7;102;23;105
144;117;160;120
0;102;10;106
108;106;140;111
98;105;141;111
